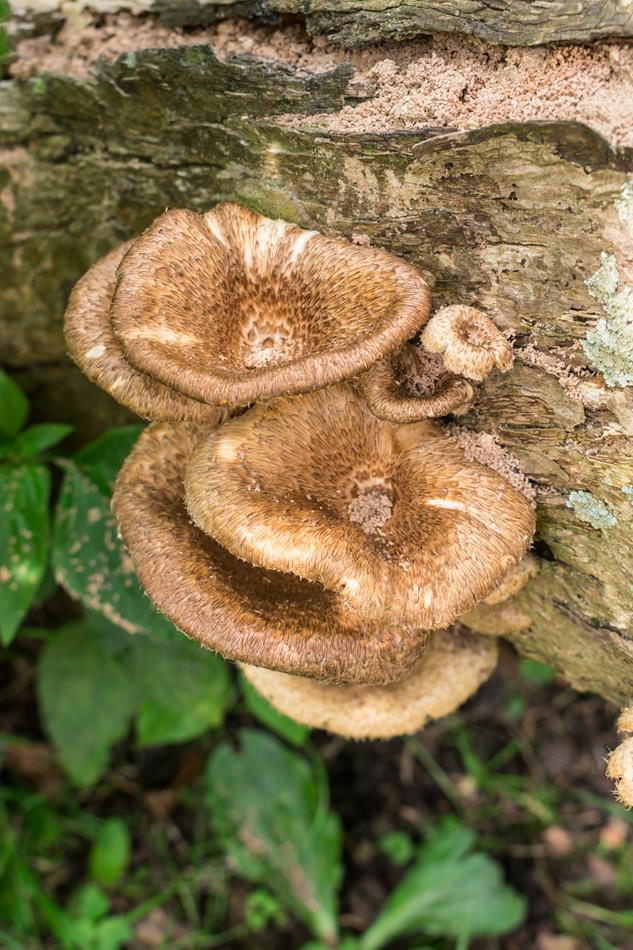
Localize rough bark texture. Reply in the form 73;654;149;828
2;23;633;704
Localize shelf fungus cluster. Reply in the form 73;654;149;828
65;202;536;740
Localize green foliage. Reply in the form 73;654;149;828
37;613;232;785
74;426;144;497
360;818;526;950
89;820;131;888
520;658;557;686
378;830;416;867
206;730;342;945
240;671;310;746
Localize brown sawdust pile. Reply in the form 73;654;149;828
11;14;633;148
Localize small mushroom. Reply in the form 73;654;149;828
420;305;514;381
606;705;633;808
185;383;535;629
359;343;475;423
459;556;538;636
64;242;225;422
112;421;431;685
241;628;498;740
109;203;432;407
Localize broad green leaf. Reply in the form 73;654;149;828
89;820;130;888
0;371;28;439
37;617;136;785
206;730;341;944
131;623;231;746
8;424;73;460
240;672;310;747
74;426;144;497
0;464;50;644
53;462;176;638
359;818;526;950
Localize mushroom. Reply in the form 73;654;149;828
607;705;633;808
420;305;514;381
108;203;432;406
185;383;536;629
359;342;475;423
64;242;226;422
112;421;431;685
241;628;498;740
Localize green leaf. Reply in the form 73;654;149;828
519;658;557;686
0;464;50;645
0;371;28;439
37;617;136;786
53;461;176;638
378;830;415;867
74;426;144;497
89;820;131;888
206;730;342;944
240;672;310;747
359;818;526;950
7;424;73;460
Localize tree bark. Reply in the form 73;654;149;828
2;10;633;704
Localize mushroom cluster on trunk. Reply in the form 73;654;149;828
65;202;537;740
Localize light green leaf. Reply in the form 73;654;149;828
7;424;73;460
240;672;310;747
37;617;136;786
0;464;50;644
0;371;28;439
53;462;176;638
206;730;341;945
360;818;526;950
74;426;144;497
89;820;131;888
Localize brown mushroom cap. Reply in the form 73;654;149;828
185;383;536;629
109;203;432;407
112;421;431;685
606;736;633;808
64;242;225;422
359;343;475;423
241;628;498;740
420;305;514;381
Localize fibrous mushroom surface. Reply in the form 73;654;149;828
109;203;432;406
421;305;514;381
185;383;536;629
64;242;227;422
241;628;498;740
112;421;431;685
359;342;475;422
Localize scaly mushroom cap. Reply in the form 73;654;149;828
241;628;498;740
64;242;225;423
359;343;475;423
185;384;536;629
420;306;514;381
607;736;633;808
112;421;431;685
109;203;432;407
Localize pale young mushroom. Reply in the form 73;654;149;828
459;556;539;636
420;305;514;381
109;203;432;407
185;383;536;630
241;628;498;740
359;343;475;423
112;422;431;685
607;705;633;808
64;242;226;422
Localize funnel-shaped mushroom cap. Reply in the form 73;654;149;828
185;384;535;629
109;203;432;407
112;422;431;685
64;242;225;422
242;628;498;740
421;306;513;381
359;343;475;423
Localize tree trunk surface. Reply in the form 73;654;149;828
2;4;633;704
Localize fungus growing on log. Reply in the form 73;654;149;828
185;383;535;629
64;243;226;422
607;705;633;808
109;203;432;407
359;342;475;422
112;422;431;685
421;305;514;381
241;628;498;740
